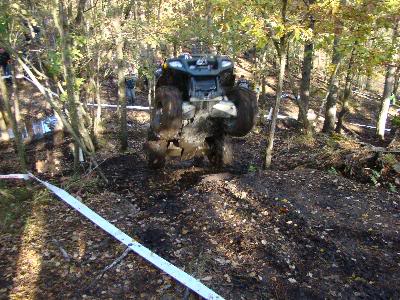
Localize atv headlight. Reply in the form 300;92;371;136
169;61;183;68
221;60;232;68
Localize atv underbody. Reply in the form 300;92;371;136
145;55;257;168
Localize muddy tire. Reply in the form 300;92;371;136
146;137;167;169
153;86;182;140
206;135;232;168
225;87;257;137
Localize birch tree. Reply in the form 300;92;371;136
376;18;400;140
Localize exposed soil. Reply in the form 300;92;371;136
1;79;400;299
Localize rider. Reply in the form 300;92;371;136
237;75;250;89
179;53;192;60
154;60;163;79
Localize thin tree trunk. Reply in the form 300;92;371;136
376;19;399;140
0;107;9;141
297;40;313;133
74;0;87;26
0;79;26;170
173;42;177;57
287;70;311;135
298;0;315;133
393;67;400;97
114;18;128;151
265;44;287;169
0;99;10;128
298;40;314;122
261;75;266;99
11;68;21;124
56;0;96;168
322;35;342;133
55;1;80;170
157;0;162;21
260;50;267;102
336;46;356;133
365;74;373;91
94;54;102;136
264;0;288;169
285;42;290;74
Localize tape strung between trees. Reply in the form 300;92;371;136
0;173;224;300
86;103;150;111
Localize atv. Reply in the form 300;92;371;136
146;54;257;168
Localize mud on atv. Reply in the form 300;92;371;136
145;55;257;168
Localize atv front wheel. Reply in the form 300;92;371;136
206;135;232;168
146;138;167;169
225;87;258;137
153;86;183;140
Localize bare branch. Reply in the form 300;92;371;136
84;247;132;290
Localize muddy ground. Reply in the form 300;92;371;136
1;81;400;299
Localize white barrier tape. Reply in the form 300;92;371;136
349;122;391;132
86;103;150;111
0;173;224;300
265;108;288;120
0;174;29;180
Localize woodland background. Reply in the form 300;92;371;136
0;0;400;299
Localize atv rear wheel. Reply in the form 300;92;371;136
206;135;232;168
225;87;257;137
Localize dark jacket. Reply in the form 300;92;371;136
125;75;137;89
0;51;10;66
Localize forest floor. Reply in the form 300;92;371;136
1;77;400;299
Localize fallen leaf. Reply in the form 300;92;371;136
202;276;212;281
288;278;297;284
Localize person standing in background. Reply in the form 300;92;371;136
0;47;12;82
125;67;137;105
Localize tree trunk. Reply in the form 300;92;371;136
157;0;162;21
285;42;290;74
74;0;87;26
94;54;102;136
265;44;287;169
365;74;373;91
55;0;96;169
58;1;80;169
336;46;356;134
0;79;27;170
261;75;266;99
285;41;311;134
11;69;22;124
264;0;288;169
0;98;10;127
322;35;342;133
298;1;315;133
393;67;400;97
0;107;9;141
298;41;314;121
376;19;399;140
114;18;128;151
173;41;177;57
